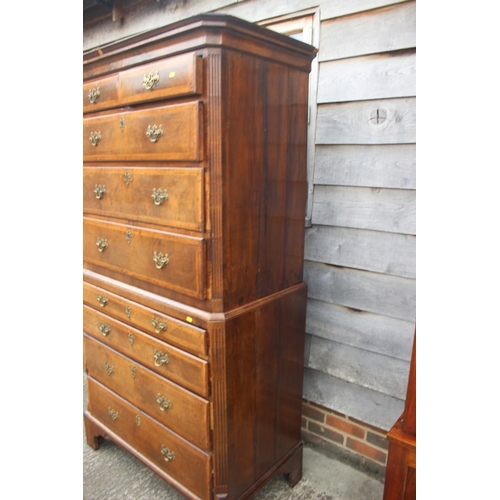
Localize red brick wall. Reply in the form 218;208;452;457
301;399;389;476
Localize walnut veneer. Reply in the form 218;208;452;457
83;14;316;500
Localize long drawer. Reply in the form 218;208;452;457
83;101;203;161
83;52;202;113
83;166;205;232
84;305;209;397
84;335;210;451
83;281;207;357
83;217;206;300
87;376;211;500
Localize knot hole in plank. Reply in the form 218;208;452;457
369;108;387;125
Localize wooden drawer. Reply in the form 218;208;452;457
84;305;209;397
119;52;202;105
83;102;203;161
83;74;119;114
83;166;205;232
83;52;202;114
87;377;211;500
83;217;206;300
84;335;210;451
83;281;207;357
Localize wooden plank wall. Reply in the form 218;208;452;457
83;0;416;432
304;0;416;431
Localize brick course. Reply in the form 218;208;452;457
326;414;365;439
301;399;389;476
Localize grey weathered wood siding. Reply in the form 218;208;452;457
84;0;416;432
301;0;416;431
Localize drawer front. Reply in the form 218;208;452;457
83;218;206;300
84;335;210;451
83;74;119;113
83;282;207;357
83;52;202;114
83;167;205;232
87;377;211;500
84;305;209;397
83;102;203;161
119;52;202;105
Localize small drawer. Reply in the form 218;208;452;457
83;282;207;357
84;335;210;452
84;305;209;397
83;217;206;300
87;377;211;500
119;52;202;105
83;101;203;162
83;74;119;113
83;166;205;232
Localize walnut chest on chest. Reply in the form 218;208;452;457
83;14;316;500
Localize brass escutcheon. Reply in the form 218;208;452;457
146;124;163;143
126;229;133;245
142;71;159;90
89;131;101;146
108;407;118;421
156;394;172;411
153;251;169;269
160;445;175;462
151;188;168;206
119;117;125;131
124;171;132;186
136;415;141;427
97;294;108;307
104;362;114;376
131;366;137;378
151;315;167;334
153;349;169;367
94;184;106;200
88;87;100;104
128;332;135;346
99;323;111;337
96;237;108;252
125;305;131;318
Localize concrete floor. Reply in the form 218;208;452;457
83;373;384;500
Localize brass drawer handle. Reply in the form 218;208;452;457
156;394;172;411
88;87;100;104
97;294;108;307
146;124;163;143
89;131;101;147
94;184;106;200
103;362;114;376
160;445;175;462
151;188;168;206
142;71;159;90
96;237;108;252
153;349;169;367
151;315;167;334
153;251;169;269
99;323;111;337
107;407;118;421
